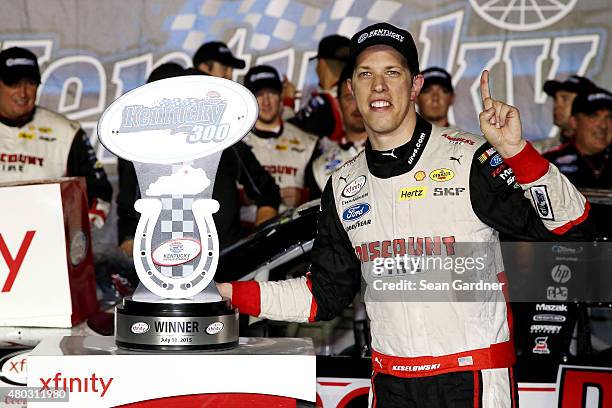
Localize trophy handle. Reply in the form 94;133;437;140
132;198;220;299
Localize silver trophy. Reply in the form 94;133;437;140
98;75;258;350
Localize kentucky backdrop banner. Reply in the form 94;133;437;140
1;0;610;163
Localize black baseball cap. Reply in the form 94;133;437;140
347;22;419;75
310;35;350;61
0;47;41;85
147;62;185;83
192;41;246;69
421;67;453;93
543;75;596;96
244;65;282;94
571;88;612;115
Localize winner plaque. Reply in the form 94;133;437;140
98;75;258;350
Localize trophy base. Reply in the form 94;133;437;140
115;297;239;351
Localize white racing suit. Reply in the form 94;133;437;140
231;115;592;407
0;107;112;226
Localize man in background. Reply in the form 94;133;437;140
243;65;318;212
544;87;612;238
286;35;350;141
416;66;454;127
192;41;245;80
0;47;112;228
308;65;367;195
535;75;597;152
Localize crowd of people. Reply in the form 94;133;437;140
1;34;609;245
1;21;610;406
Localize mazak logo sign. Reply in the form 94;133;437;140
98;76;258;164
0;231;36;293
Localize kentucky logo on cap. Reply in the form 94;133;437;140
357;28;405;44
349;23;419;75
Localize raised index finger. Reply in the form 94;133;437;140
480;70;492;101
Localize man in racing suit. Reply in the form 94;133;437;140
242;65;319;213
544;88;612;238
219;23;592;407
309;65;367;196
286;35;350;141
533;75;597;153
0;47;112;227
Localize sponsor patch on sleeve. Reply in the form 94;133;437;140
530;185;555;221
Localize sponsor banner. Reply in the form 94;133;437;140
0;184;71;326
27;336;316;407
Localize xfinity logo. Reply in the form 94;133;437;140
40;373;113;397
0;231;36;293
341;175;366;198
119;97;228;143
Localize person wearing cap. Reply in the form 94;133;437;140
242;65;319;215
192;41;245;80
286;35;351;142
307;64;367;196
219;23;592;406
416;67;455;127
534;75;597;153
544;88;612;238
116;64;280;256
0;47;112;228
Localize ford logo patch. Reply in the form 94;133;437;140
342;203;370;222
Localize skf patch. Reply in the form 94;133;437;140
289;138;300;145
275;145;288;151
398;186;427;201
38;127;52;133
